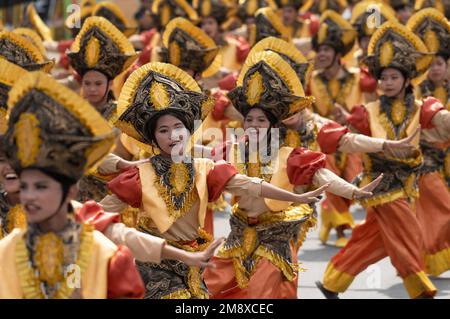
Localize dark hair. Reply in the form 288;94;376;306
18;168;76;210
144;109;192;147
243;107;279;127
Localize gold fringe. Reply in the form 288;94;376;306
70;16;136;56
6;204;27;233
12;28;47;57
188;266;208;298
358;188;407;207
163;17;214;50
16;223;94;299
0;31;46;64
254;7;291;41
161;289;192;299
237;51;305;97
368;21;432;76
92;2;130;30
254;245;299;282
406;8;450;49
319;10;356;45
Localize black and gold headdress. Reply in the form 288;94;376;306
300;0;348;14
237;0;278;22
351;1;397;40
3;71;116;181
254;7;291;43
414;0;446;13
12;28;47;57
152;0;199;27
228;50;314;122
116;62;212;145
0;31;53;72
407;8;450;60
22;3;53;42
194;0;238;29
161;17;220;75
249;36;313;86
68;16;138;80
92;2;137;37
0;59;27;134
312;10;357;56
365;20;432;84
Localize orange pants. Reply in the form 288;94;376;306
320;153;362;230
204;243;298;299
416;172;450;276
204;208;214;236
323;198;437;298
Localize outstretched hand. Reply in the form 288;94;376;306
182;238;224;268
383;127;420;156
295;183;330;204
352;174;384;200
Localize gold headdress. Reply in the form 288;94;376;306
300;0;348;14
116;62;212;145
351;1;397;39
22;3;53;41
228;50;314;121
249;36;313;86
12;28;47;57
407;8;450;60
312;10;357;56
68;16;138;79
365;20;432;84
151;0;199;27
3;71;116;181
92;2;137;37
414;0;445;12
254;7;291;43
0;60;27;134
0;31;53;72
237;0;278;22
194;0;237;28
65;5;94;36
161;17;220;75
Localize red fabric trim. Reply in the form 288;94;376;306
287;147;326;186
75;201;120;233
420;96;445;129
107;166;142;208
347;105;371;136
235;36;250;64
207;161;238;202
107;245;145;299
211;90;231;121
317;121;349;154
359;68;377;93
139;29;157;46
218;72;238;91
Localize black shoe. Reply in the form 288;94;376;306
315;281;339;299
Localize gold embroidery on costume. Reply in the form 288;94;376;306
6;205;27;233
16;223;94;299
14;113;41;167
150;82;170;110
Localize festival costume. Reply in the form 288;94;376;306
310;10;362;246
0;71;144;299
203;51;365;298
320;21;446;298
67;16;138;203
407;8;450;275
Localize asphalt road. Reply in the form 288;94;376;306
213;201;450;299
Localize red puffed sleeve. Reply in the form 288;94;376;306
359;67;377;93
57;40;74;70
107;166;142;208
287;147;326;186
140;29;157;47
207;161;238;202
420;96;444;129
347;105;371;136
317;121;349;154
235;36;250;64
211;90;231;121
218;72;238;91
75;200;120;233
107;245;145;299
